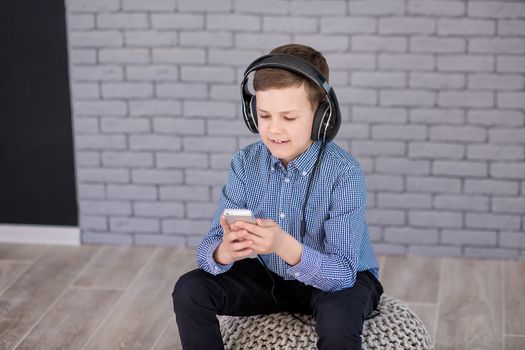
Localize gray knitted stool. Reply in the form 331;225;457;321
218;295;433;349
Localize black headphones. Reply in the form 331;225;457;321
240;53;341;143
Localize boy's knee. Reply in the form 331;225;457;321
316;302;362;334
315;310;362;350
172;269;208;313
314;296;365;349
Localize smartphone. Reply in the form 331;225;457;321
223;209;258;259
223;209;256;225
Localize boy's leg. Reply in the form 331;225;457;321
310;271;383;350
172;258;282;350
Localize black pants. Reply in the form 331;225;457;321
172;258;383;350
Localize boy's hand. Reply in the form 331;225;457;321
213;215;255;265
235;219;302;266
234;218;286;255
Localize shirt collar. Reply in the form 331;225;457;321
270;141;322;177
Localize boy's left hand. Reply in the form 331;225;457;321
232;218;286;255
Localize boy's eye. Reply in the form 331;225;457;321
284;117;297;121
258;114;269;119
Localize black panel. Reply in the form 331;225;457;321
0;0;78;226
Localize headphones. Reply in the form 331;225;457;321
240;53;341;143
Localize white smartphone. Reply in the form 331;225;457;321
223;209;256;225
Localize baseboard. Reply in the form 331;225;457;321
0;224;80;245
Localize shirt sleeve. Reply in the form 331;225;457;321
287;165;368;292
196;149;248;275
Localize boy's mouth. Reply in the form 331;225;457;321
271;139;289;144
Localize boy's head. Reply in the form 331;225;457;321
253;44;329;111
244;44;337;167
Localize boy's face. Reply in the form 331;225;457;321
255;83;315;167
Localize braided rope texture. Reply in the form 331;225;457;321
218;295;433;350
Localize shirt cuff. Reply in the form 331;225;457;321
287;245;322;286
207;240;233;275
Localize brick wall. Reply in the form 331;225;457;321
66;0;525;258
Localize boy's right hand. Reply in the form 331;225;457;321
213;215;255;265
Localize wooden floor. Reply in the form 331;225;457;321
0;243;524;350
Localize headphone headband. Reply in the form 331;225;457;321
243;54;331;92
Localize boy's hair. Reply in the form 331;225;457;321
253;44;329;110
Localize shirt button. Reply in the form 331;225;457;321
284;177;290;183
302;171;308;176
294;272;300;277
279;212;285;219
271;167;275;172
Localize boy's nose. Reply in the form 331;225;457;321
268;118;284;134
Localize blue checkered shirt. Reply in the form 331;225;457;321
196;140;379;292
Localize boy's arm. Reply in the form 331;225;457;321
286;165;369;292
196;150;247;275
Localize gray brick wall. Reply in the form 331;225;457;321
66;0;525;259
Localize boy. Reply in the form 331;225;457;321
173;44;382;350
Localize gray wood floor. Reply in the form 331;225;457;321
0;243;524;349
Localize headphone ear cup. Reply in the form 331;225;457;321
249;96;258;133
242;94;259;134
311;101;331;141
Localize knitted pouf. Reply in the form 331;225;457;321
218;295;433;350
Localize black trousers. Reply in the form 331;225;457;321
172;258;383;350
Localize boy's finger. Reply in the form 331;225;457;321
234;221;256;231
256;218;276;227
225;230;249;242
245;234;264;246
236;222;266;237
248;239;269;254
231;239;253;252
220;215;231;232
231;248;254;259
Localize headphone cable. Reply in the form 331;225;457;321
300;141;326;243
257;141;326;326
257;256;309;326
